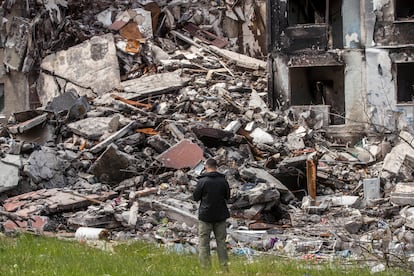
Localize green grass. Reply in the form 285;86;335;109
0;233;410;276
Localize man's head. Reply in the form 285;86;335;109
204;158;217;172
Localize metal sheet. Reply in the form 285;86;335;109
157;139;203;169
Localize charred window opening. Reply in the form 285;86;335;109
288;0;326;25
289;66;345;125
287;0;343;49
329;0;343;49
396;63;414;103
395;0;414;20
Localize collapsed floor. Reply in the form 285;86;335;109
0;0;414;272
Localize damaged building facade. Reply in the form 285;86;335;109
267;0;414;136
0;0;267;121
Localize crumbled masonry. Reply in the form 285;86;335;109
0;0;414;269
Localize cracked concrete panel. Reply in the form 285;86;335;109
343;51;367;124
37;73;61;107
365;48;396;129
4;17;30;71
40;34;121;96
0;155;21;193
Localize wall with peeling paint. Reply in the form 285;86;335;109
363;0;414;131
343;0;361;48
270;55;290;107
268;0;414;133
3;72;30;117
365;49;397;130
343;50;367;124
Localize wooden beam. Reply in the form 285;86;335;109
306;159;317;199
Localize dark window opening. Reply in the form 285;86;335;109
329;0;343;49
288;0;326;25
395;0;414;20
396;63;414;103
288;0;343;49
0;84;4;113
289;66;345;125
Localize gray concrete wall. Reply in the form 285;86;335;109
343;50;367;125
3;71;30;117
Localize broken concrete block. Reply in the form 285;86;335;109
4;17;30;71
239;166;288;191
36;73;61;106
391;183;414;206
40;34;120;96
224;120;242;133
138;197;198;227
208;45;267;70
250;128;274;145
344;220;362;234
0;154;21;193
89;121;137;154
363;178;381;200
286;133;305;151
157;139;203;169
8;113;48;134
233;183;280;208
120;70;190;99
249;90;269;112
67;117;118;140
24;147;70;188
96;8;114;27
382;131;414;174
89;144;133;184
46;91;78;113
383;143;414;175
46;91;90;121
65;83;96;99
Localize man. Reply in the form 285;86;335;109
193;158;230;270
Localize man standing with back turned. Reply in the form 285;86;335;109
193;158;230;270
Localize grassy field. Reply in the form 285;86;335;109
0;233;411;275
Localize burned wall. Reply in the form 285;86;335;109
343;50;367;125
365;48;408;131
372;0;414;46
342;0;361;48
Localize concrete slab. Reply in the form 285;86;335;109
40;34;120;96
89;144;132;184
120;70;190;99
157;139;204;169
391;183;414;206
67;117;114;140
0;155;21;193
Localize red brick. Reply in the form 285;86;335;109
3;220;27;231
30;216;49;231
3;201;25;212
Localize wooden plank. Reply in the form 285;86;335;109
306;159;317;199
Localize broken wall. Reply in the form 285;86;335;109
366;48;414;131
271;50;366;126
267;0;369;132
342;0;362;48
0;1;31;119
364;0;414;131
372;0;414;46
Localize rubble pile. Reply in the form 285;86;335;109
1;0;414;270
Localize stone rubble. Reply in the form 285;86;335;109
0;0;413;270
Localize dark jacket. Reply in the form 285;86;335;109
193;171;230;223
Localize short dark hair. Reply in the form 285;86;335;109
205;158;217;169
